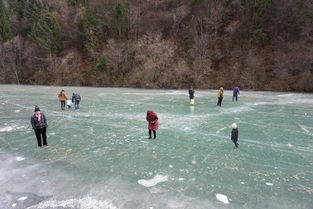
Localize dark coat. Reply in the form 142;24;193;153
189;89;194;99
31;114;47;130
231;128;238;142
72;94;81;102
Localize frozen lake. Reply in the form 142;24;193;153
0;85;312;209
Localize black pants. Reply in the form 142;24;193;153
75;100;80;109
232;95;238;102
217;97;223;106
232;139;239;148
149;130;156;139
60;101;66;110
35;127;47;147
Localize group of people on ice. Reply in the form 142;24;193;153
189;86;240;148
31;87;239;149
189;86;240;107
58;90;81;110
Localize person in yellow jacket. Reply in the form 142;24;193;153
217;87;224;107
58;90;68;110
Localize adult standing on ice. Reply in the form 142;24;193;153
232;86;240;102
72;93;81;110
30;106;48;147
231;123;239;148
58;90;67;110
217;87;224;107
146;110;159;139
189;87;195;105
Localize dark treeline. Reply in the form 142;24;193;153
0;0;312;91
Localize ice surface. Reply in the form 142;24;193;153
0;85;313;209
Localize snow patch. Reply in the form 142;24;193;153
138;174;168;187
266;182;273;186
26;197;118;209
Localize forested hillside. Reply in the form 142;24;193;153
0;0;312;91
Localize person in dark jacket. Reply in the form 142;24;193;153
232;87;240;102
189;87;195;105
30;106;48;147
231;123;239;148
72;93;81;110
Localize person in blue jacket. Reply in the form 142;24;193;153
30;106;48;147
232;86;240;102
72;93;81;110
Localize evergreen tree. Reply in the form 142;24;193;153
0;0;12;42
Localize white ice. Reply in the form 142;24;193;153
138;174;168;187
16;156;25;161
266;182;273;186
216;193;229;204
26;197;118;209
18;196;28;201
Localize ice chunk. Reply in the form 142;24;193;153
216;193;229;204
138;174;168;187
266;182;273;186
12;203;17;207
16;156;25;161
18;196;28;201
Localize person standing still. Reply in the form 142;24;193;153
217;87;224;107
72;93;81;110
58;90;67;110
31;106;48;147
146;110;159;139
189;87;195;105
232;86;240;102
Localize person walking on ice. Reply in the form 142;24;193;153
58;90;68;110
217;87;224;107
146;110;159;139
30;106;48;148
232;86;240;102
231;123;239;148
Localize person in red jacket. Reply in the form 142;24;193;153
146;110;159;139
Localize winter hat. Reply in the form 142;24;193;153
231;123;237;129
34;105;40;112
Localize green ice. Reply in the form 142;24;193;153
0;85;312;209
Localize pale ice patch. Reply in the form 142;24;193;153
216;193;229;204
14;110;20;113
12;203;17;207
138;174;168;187
169;165;173;168
26;196;118;209
0;126;14;132
266;182;273;186
16;156;25;161
18;196;28;201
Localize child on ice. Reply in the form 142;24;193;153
231;123;239;148
66;99;72;109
